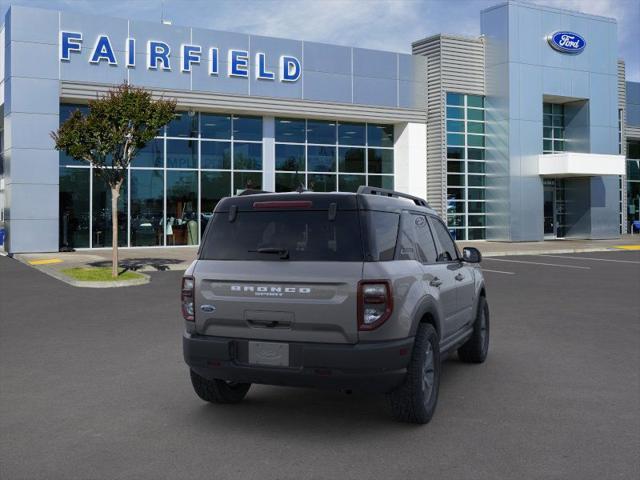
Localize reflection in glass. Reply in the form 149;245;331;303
367;175;394;190
307;120;336;144
338;122;365;146
167;111;198;138
275;118;305;143
275;144;304;171
339;174;365;192
234;172;262;194
130;170;164;246
275;172;305;192
234;142;262;170
59;167;90;249
307;174;336;192
167;171;198;245
201;171;231;234
367;124;394;147
368;148;393;174
446;92;464;106
59;104;90;167
233;115;262;141
167;139;197;169
201;113;231;139
307;145;336;172
135;138;163;168
92;170;127;247
201;141;231;169
339;147;365;173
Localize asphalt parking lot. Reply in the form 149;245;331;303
1;250;639;480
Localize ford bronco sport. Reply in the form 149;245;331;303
182;186;489;424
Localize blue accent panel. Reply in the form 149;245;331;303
191;28;249;58
251;73;301;99
129;20;189;55
191;62;248;95
398;54;427;82
61;12;128;54
4;149;58;185
6;113;58;150
61;46;126;84
353;76;396;107
398;80;426;109
518;64;542;122
303;42;350;74
627;82;640;126
10;41;58;80
250;35;302;72
302;71;351;103
353;48;396;79
6;184;58;220
129;63;190;90
6;77;58;116
7;5;58;45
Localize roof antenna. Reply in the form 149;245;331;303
161;1;172;25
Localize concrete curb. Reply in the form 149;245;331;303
479;246;624;257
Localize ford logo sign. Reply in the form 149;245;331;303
547;31;586;54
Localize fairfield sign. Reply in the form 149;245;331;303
59;31;302;82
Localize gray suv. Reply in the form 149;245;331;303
182;186;489;424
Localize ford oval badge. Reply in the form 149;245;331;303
547;31;586;54
200;304;216;313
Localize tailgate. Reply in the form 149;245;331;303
194;260;363;344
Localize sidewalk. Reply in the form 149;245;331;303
9;236;640;276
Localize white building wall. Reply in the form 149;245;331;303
394;122;427;200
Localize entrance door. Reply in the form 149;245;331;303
543;178;567;238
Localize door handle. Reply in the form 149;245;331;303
455;273;465;281
430;277;442;287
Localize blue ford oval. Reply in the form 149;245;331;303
547;31;586;54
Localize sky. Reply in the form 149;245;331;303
1;0;638;80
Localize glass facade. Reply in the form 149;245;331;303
58;104;263;248
627;140;640;232
445;92;486;240
274;118;394;193
543;103;565;154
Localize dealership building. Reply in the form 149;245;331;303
1;1;639;252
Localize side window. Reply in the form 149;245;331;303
428;216;459;262
410;214;438;263
396;213;418;261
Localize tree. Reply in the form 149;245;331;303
52;83;176;278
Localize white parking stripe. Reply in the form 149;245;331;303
540;254;640;265
484;258;591;269
481;269;516;275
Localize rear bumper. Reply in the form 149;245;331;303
183;333;414;393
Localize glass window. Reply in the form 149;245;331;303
59;167;90;249
543;103;552;114
201;141;231;169
627;159;640;181
468;215;486;227
130;169;164;247
447;174;464;186
467;95;484;108
201;171;231;234
447;120;464;133
467;122;484;134
448;215;465;228
339;147;365;173
275;118;306;143
234;172;262;193
430;216;458;262
166;171;198;246
447;201;465;214
467;109;484;121
468;188;485;200
338;122;365;146
447;133;465;146
339;174;366;192
450;228;466;241
411;214;438;263
552;115;563;127
467;134;484;147
307;120;336;144
468;161;485;173
233;115;262;141
543;127;553;138
92;170;127;247
367;175;394;189
201;113;231;139
233;142;262;170
628;141;640;159
554;140;564;152
468;201;486;214
368;148;393;174
275;144;305;171
446;106;464;119
275;172;305;192
446;92;464;106
167;139;197;169
447;161;464;173
59;104;89;167
167;111;198;138
447;147;464;159
468;228;486;240
447;187;465;200
367;124;394;147
365;211;399;261
308;145;336;172
468;175;486;187
307;173;336;192
468;148;484;160
135;139;164;168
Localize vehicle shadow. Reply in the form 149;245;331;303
89;258;186;271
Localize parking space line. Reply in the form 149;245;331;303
540;254;640;265
484;258;591;269
481;269;516;275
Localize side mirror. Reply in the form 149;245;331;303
462;247;482;263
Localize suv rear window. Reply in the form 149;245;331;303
200;210;363;261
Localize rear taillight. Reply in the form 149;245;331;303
181;276;195;321
358;280;393;331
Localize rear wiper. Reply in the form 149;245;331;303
249;247;290;259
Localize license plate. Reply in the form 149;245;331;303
248;341;290;367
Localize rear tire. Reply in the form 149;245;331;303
190;369;251;404
387;323;441;424
458;295;490;363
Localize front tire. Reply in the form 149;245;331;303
458;295;490;363
387;323;441;424
190;369;251;404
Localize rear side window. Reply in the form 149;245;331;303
411;214;438;263
428;216;459;262
364;211;399;261
200;210;363;261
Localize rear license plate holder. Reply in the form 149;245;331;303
248;341;290;367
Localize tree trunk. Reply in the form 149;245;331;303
111;184;121;279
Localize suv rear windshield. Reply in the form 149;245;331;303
200;210;364;261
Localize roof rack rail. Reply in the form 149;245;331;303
357;186;430;208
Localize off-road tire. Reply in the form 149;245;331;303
387;323;441;424
190;369;251;404
458;295;490;363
